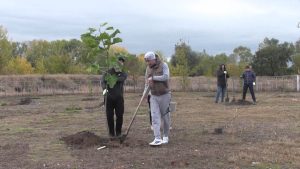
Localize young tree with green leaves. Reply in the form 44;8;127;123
81;22;123;87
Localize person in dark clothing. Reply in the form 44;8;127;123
241;65;256;104
101;56;127;137
215;64;229;103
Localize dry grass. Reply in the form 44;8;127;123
0;92;299;169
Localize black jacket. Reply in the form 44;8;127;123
101;68;127;99
216;69;229;87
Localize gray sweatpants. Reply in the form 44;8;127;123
150;93;171;140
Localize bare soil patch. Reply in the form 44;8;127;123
18;97;32;105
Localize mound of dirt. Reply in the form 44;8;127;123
60;131;108;149
18;98;32;105
226;99;255;106
81;97;98;101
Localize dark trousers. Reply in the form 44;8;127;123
242;83;256;102
106;96;124;136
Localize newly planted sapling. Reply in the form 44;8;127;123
81;22;123;88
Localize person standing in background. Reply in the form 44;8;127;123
241;65;256;104
215;64;229;103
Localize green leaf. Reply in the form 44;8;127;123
110;29;121;38
105;74;118;88
112;38;122;44
101;22;108;27
99;32;110;40
88;28;96;33
106;26;114;30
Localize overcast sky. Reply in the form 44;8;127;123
0;0;300;57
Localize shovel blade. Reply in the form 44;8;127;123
225;97;230;102
119;134;127;144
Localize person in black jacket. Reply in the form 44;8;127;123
215;64;229;103
101;56;127;137
241;65;256;104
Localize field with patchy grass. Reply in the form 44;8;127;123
0;92;300;169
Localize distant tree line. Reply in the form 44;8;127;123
1;25;300;77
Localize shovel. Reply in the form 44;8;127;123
119;86;150;144
231;78;236;102
224;72;230;103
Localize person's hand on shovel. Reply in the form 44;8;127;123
143;94;148;103
148;77;154;86
143;77;153;103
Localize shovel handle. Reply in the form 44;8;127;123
124;86;150;136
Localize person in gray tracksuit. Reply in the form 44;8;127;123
143;51;171;146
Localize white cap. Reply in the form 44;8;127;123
144;51;156;60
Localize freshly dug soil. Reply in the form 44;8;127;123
60;131;108;149
226;99;254;105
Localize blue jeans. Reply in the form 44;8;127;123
215;85;226;103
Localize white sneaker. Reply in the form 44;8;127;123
150;126;153;130
149;138;162;146
162;137;169;144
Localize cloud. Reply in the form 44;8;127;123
0;0;299;57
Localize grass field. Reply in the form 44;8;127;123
0;92;299;169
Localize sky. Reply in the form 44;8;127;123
0;0;300;58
